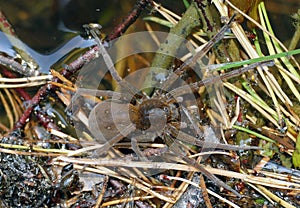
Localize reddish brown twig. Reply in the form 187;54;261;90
14;83;57;129
105;0;153;41
64;45;99;71
0;11;16;36
0;69;59;130
199;175;213;208
0;10;39;75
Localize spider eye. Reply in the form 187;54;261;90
173;102;180;108
163;107;169;113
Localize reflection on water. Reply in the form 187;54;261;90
0;0;137;73
0;31;96;73
0;0;299;74
0;0;136;52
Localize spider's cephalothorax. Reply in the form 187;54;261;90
130;95;181;133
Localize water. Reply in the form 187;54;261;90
0;0;136;52
0;31;96;73
0;0;297;73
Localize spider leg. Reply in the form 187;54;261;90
164;133;242;197
180;148;242;197
181;105;203;137
164;60;273;101
167;124;261;151
160;15;235;93
66;88;124;113
95;123;136;157
74;88;123;98
131;136;149;162
187;60;274;91
84;23;143;99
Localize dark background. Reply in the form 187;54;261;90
0;0;299;53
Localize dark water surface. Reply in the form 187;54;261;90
0;0;299;73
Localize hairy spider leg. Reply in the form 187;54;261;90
164;60;274;102
160;14;235;93
131;136;149;162
153;16;237;139
84;23;143;100
96;123;136;156
163;132;242;197
181;105;203;137
166;124;261;151
82;24;151;158
65;88;124;114
188;60;274;90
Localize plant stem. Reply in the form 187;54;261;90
289;24;300;51
143;2;202;94
218;48;300;71
289;9;300;51
233;125;275;143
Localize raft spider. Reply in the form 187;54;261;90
69;21;267;197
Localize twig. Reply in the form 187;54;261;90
105;0;153;41
162;171;194;208
0;69;60;130
0;75;52;83
0;55;38;77
0;11;39;75
0;148;69;157
257;185;297;208
199;175;213;208
1;69;31;100
0;90;13;128
102;195;154;207
0;11;16;36
0;82;48;88
95;175;109;208
161;174;240;208
0;142;72;154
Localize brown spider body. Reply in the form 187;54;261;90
88;92;181;144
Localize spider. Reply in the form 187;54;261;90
70;22;266;197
